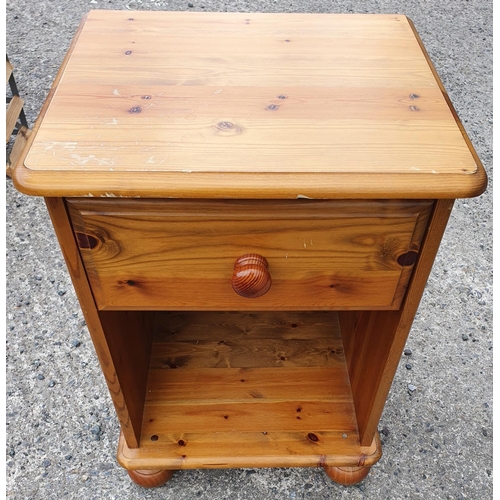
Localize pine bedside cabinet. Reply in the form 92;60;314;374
12;11;487;488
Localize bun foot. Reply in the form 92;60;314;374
128;469;174;488
323;465;371;485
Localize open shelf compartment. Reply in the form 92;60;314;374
117;311;381;470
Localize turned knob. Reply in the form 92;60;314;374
232;254;271;298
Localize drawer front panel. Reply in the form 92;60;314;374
67;199;433;311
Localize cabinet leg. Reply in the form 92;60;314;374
127;469;174;488
323;465;371;485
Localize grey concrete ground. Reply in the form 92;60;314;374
6;1;492;499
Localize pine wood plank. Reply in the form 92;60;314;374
26;139;474;174
151;338;343;369
36;110;455;134
6;95;24;142
150;311;345;369
154;311;342;341
43;86;452;124
78;11;415;34
58;58;433;88
145;366;350;403
143;400;356;435
67;36;424;60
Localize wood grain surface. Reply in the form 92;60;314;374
151;311;345;370
67;199;433;310
12;11;486;199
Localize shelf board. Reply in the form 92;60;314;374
118;311;381;470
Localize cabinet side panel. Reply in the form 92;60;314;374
98;310;155;447
44;197;153;448
339;199;454;445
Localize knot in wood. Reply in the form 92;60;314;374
214;120;242;136
217;121;233;130
397;251;419;266
307;433;319;443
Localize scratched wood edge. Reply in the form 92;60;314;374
339;199;454;446
44;196;141;448
405;17;488;195
12;170;487;200
116;430;382;471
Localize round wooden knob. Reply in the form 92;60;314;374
232;254;271;298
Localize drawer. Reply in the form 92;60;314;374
67;199;433;311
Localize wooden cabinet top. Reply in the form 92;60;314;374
13;11;486;199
